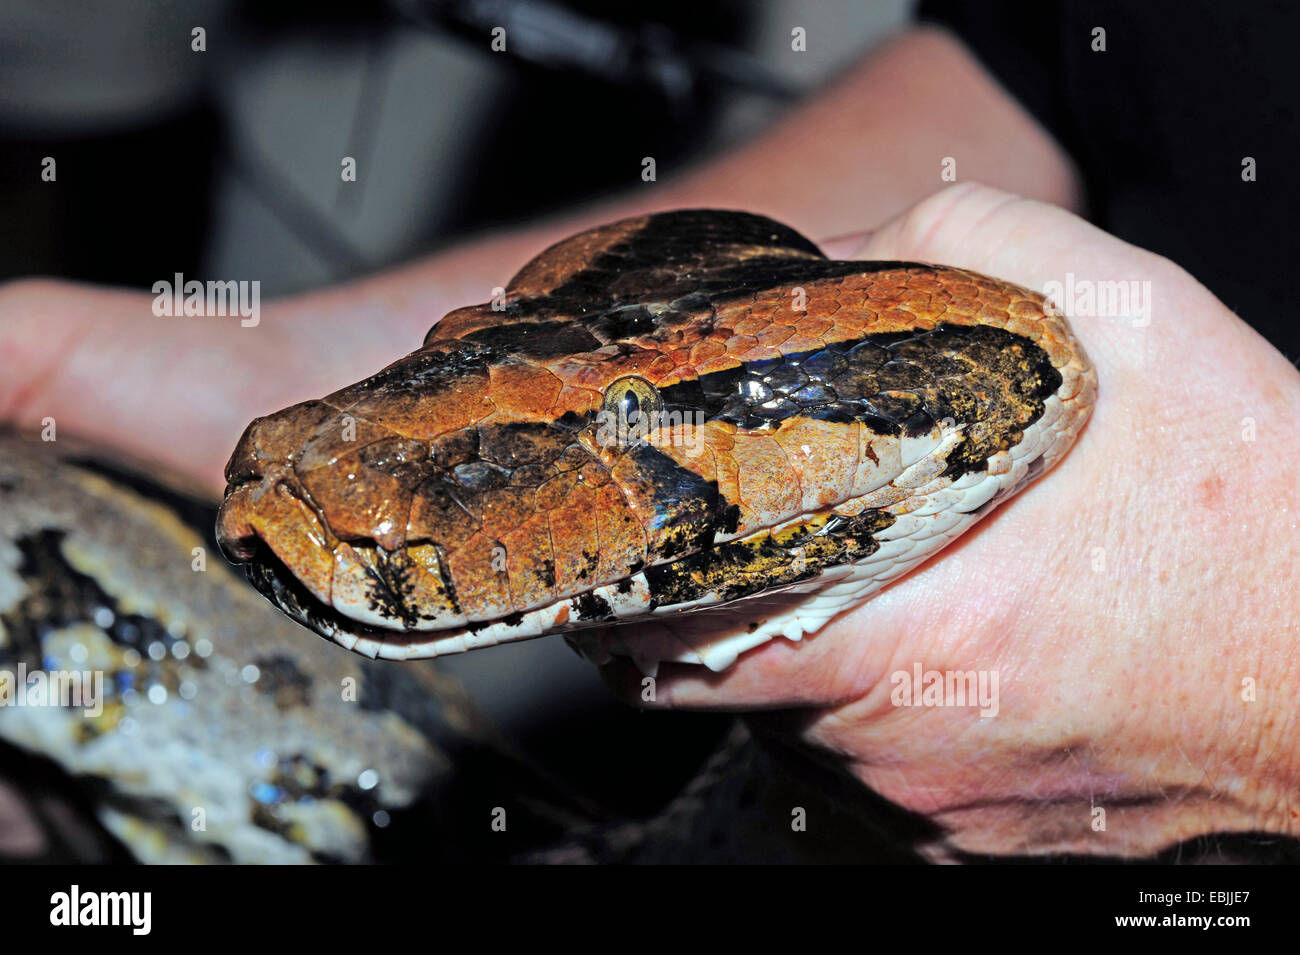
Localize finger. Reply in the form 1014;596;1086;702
858;182;1035;272
817;230;876;260
856;181;1195;378
857;182;1137;294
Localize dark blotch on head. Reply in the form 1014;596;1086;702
575;591;615;621
477;422;572;469
461;320;601;359
589;304;660;340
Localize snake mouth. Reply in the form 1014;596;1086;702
217;465;844;666
237;535;782;672
217;472;640;661
231;529;648;663
217;473;475;651
236;542;495;661
242;544;399;649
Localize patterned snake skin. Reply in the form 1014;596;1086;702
216;210;1097;673
0;437;594;862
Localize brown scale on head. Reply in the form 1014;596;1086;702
216;210;1095;663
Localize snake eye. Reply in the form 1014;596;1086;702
602;376;663;443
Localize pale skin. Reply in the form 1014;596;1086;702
1;28;1295;859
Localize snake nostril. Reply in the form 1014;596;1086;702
216;534;252;565
215;483;264;563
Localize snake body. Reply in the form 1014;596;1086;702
216;210;1096;672
0;437;489;862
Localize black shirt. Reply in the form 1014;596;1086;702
919;0;1298;360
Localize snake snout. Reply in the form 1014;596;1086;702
216;399;336;567
215;397;475;638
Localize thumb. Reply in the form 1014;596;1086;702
849;182;1107;295
816;230;876;260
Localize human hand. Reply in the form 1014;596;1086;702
599;183;1300;861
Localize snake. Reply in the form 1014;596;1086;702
216;210;1096;674
0;435;582;862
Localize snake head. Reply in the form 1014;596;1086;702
216;210;1095;670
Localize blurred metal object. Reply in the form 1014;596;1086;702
390;0;800;107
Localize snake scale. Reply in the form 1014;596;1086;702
216;210;1096;674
